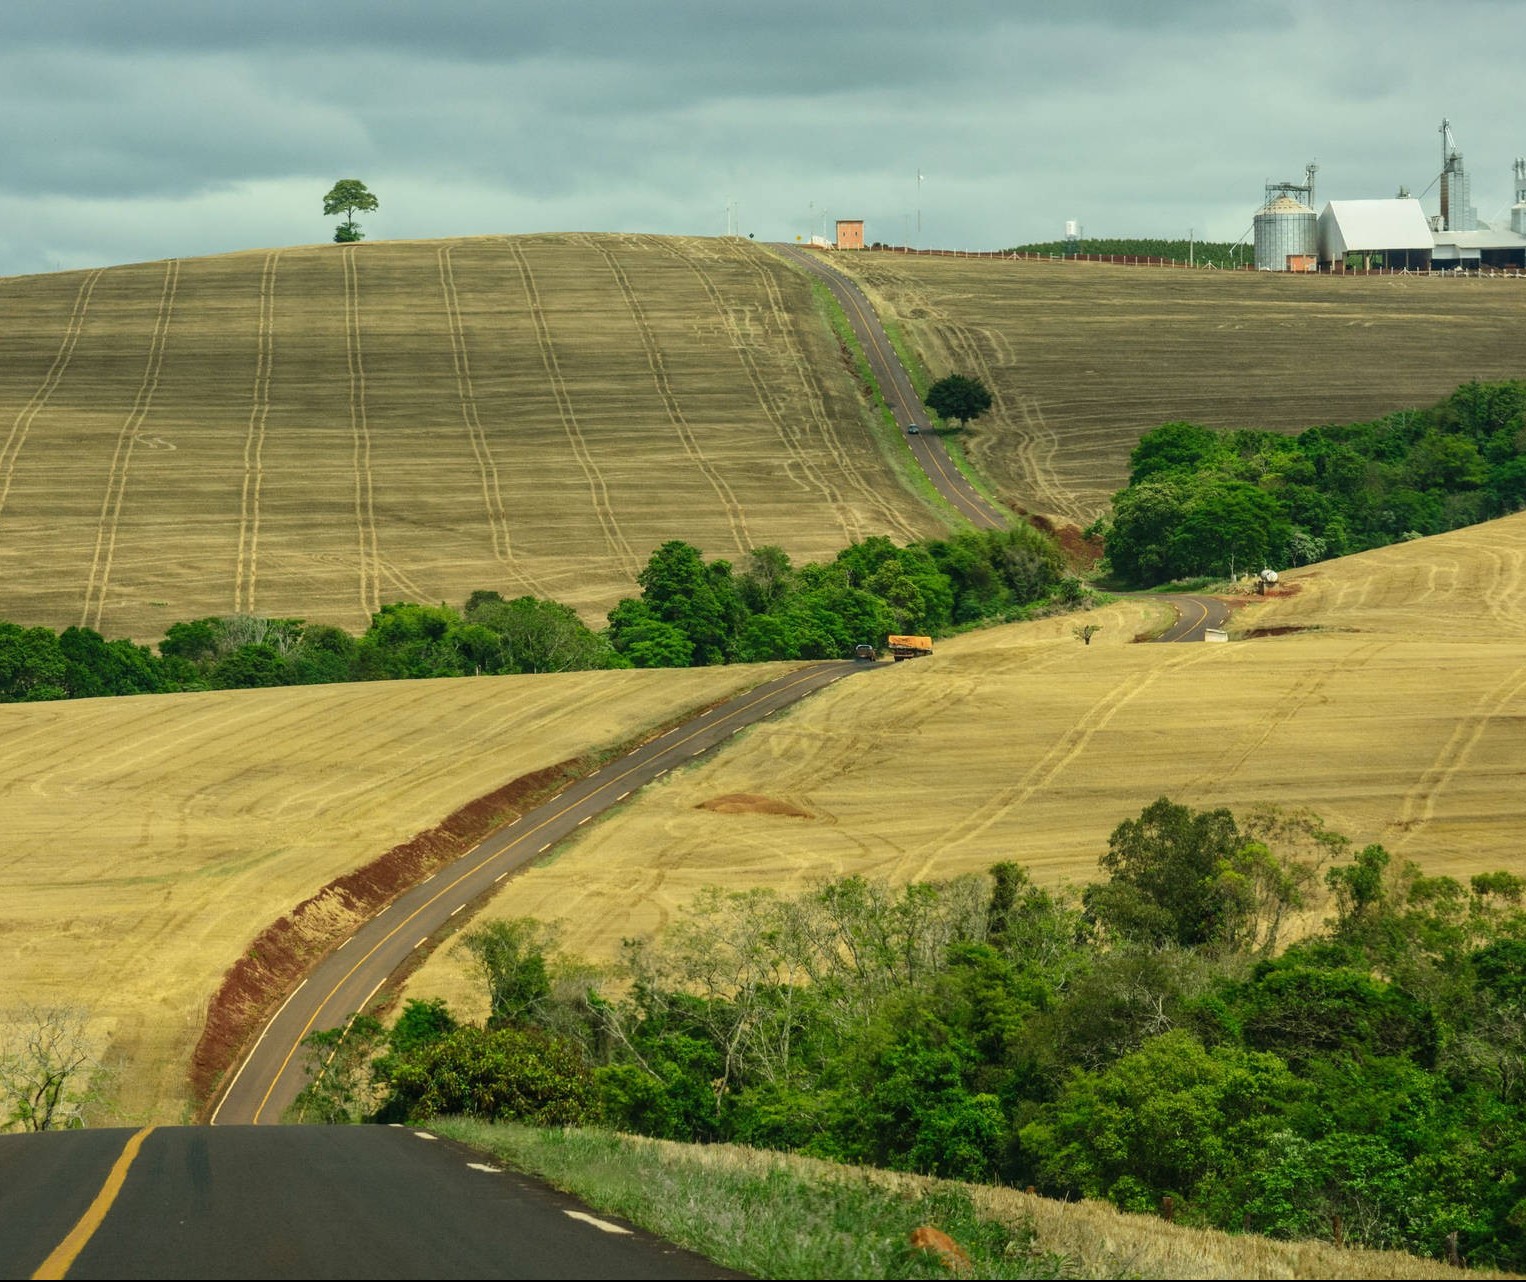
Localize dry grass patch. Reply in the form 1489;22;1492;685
829;253;1526;525
403;514;1526;1000
0;663;788;1122
0;234;941;641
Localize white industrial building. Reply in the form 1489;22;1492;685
1252;122;1526;272
1317;199;1437;271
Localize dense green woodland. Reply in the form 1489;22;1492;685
302;799;1526;1270
0;524;1076;701
1100;380;1526;586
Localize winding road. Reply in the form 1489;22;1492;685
3;241;1239;1280
769;243;1010;530
211;661;866;1127
0;1126;738;1280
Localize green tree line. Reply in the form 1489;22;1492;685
1097;380;1526;586
301;799;1526;1269
1005;238;1249;269
0;524;1082;701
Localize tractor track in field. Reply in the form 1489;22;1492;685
648;235;863;547
0;269;102;526
587;235;752;557
342;247;383;620
437;244;547;600
1391;661;1526;849
721;239;921;544
234;251;279;615
81;259;179;631
507;239;640;577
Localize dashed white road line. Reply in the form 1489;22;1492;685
467;1162;503;1174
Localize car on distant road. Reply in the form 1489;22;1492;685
906;424;921;435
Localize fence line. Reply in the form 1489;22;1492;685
811;244;1526;279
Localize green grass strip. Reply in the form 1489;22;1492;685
432;1119;1064;1280
878;317;1010;518
805;280;968;527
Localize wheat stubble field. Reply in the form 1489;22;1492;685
0;234;934;640
402;511;1526;1016
0;663;787;1120
831;253;1526;525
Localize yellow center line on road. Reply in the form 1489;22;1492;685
244;664;844;1122
31;1126;155;1281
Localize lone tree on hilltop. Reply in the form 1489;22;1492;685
323;179;379;243
924;374;993;427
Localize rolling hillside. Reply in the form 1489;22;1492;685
0;234;937;641
831;253;1526;525
0;663;788;1121
402;510;1526;1016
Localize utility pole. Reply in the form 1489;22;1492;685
916;169;923;247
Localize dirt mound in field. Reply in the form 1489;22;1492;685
697;793;813;818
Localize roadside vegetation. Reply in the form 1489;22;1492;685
0;524;1089;702
432;1120;1063;1280
295;799;1526;1271
1093;380;1526;586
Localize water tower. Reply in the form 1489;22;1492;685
1064;220;1082;256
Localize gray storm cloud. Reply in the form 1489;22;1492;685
0;0;1518;275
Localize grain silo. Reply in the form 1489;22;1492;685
1254;171;1319;271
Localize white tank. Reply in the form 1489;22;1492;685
1253;195;1318;270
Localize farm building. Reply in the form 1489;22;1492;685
835;219;864;250
1318;199;1435;271
1258;124;1526;271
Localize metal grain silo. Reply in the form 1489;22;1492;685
1254;194;1319;270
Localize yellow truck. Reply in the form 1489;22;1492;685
886;635;934;662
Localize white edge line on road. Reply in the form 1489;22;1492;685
209;978;307;1125
449;904;465;917
335;936;351;951
577;816;591;825
538;842;552;853
414;937;429;949
421;873;436;883
467;1162;503;1173
494;871;508;882
617;791;630;800
413;1131;437;1141
564;1211;633;1236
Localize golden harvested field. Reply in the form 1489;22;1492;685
832;253;1526;525
0;663;787;1122
0;235;937;641
403;511;1526;1015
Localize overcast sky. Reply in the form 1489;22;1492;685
1;0;1521;277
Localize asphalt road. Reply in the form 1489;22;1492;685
768;243;1009;530
211;660;868;1127
1147;593;1234;642
0;1126;740;1280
